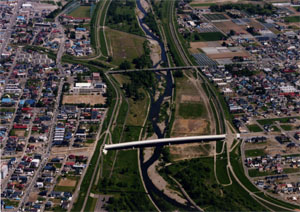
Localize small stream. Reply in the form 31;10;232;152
136;0;195;210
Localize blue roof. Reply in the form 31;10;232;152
1;98;12;103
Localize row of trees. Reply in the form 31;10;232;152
210;3;276;16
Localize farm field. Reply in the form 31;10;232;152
105;28;146;65
197;32;226;41
68;6;91;18
213;21;249;34
62;94;106;105
203;13;228;21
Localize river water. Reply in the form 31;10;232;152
136;0;195;210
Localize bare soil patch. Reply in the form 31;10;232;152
172;119;209;136
58;178;76;187
170;143;214;161
181;95;201;103
63;94;106;105
208;51;250;59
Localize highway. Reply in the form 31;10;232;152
103;135;226;152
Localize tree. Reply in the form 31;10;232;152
119;60;131;70
107;56;113;62
229;29;236;36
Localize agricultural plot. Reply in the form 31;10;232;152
203;13;228;21
193;53;218;67
213;21;249;34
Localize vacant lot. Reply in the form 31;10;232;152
63;94;106;105
284;16;300;23
58;178;76;187
68;6;91;18
106;28;146;65
172;118;210;136
245;149;265;157
170;143;214;161
213;21;248;34
247;124;263;132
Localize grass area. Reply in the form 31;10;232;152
280;125;293;131
105;28;146;65
53;163;62;168
247;124;263;132
256;192;300;210
164;157;266;211
196;32;226;41
284;16;300;23
245;149;265;157
257;117;299;125
249;168;300;177
271;125;281;132
230;143;260;193
216;140;223;154
178;103;205;119
216;146;230;184
190;3;216;7
84;197;97;212
69;6;91;18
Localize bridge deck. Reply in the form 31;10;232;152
103;134;226;152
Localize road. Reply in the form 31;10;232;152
0;0;23;55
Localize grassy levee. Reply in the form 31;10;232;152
216;146;230;184
83;197;97;212
216;140;223;154
160;1;185;66
230;143;260;192
71;136;105;212
98;0;110;56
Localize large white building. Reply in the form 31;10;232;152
71;82;107;94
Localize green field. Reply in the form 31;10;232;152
105;29;146;65
245;149;265;157
197;32;226;41
247;124;263;132
257;117;299;125
178;103;205;119
69;6;91;18
284;16;300;23
249;168;300;177
280;125;293;131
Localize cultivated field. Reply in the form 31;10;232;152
203;13;228;21
105;28;146;65
68;6;91;18
62;94;106;105
213;21;249;34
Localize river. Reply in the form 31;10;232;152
136;0;195;210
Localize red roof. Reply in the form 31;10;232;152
65;162;75;166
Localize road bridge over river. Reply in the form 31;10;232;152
103;134;226;153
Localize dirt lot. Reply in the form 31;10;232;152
190;41;222;53
170;142;215;161
28;192;38;202
58;178;76;187
181;94;201;102
172;118;209;136
213;21;249;34
14;130;26;137
63;94;106;105
208;51;250;59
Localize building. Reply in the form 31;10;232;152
1;163;8;179
71;82;106;94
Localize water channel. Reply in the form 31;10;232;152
136;0;195;210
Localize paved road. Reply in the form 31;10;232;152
0;0;23;55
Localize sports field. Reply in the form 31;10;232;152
68;6;91;18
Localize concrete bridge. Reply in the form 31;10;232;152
106;65;209;74
103;134;226;153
